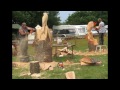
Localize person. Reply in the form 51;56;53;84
97;18;106;45
18;22;35;58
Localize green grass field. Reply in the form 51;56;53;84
12;36;108;79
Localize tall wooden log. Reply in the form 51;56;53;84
30;61;40;74
34;39;52;62
34;12;52;62
88;42;96;52
86;21;98;52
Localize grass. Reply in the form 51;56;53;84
42;55;108;79
12;36;108;79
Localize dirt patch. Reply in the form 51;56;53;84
12;62;29;68
74;50;108;56
39;61;58;70
56;48;108;56
12;60;80;70
63;60;80;66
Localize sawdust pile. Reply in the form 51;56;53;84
56;47;108;56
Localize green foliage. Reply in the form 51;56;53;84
47;11;61;28
12;11;61;28
66;11;108;25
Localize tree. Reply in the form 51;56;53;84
12;11;61;28
47;11;61;28
65;11;108;25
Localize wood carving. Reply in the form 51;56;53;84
34;13;52;62
86;21;98;51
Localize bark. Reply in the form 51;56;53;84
30;61;40;74
34;13;52;62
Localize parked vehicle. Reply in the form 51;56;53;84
53;25;87;38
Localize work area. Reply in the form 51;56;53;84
12;11;108;79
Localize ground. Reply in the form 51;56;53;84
12;36;108;79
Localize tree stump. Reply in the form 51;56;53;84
35;39;52;62
30;61;40;74
88;42;96;52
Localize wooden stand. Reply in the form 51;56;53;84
35;39;52;62
88;42;96;52
30;61;40;74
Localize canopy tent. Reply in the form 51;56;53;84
12;24;20;29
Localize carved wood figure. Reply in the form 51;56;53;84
34;13;52;62
86;21;98;51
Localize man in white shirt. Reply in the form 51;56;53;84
97;18;106;45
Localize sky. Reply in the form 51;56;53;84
58;11;75;23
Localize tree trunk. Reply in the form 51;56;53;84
30;61;40;74
34;13;52;63
88;42;96;52
35;39;52;62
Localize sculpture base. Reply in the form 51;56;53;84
88;42;96;52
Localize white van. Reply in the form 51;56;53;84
53;25;87;38
74;25;87;38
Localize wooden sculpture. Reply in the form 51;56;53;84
86;21;98;51
34;13;52;62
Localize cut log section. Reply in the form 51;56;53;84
34;40;52;62
30;61;40;74
65;71;75;79
34;13;52;62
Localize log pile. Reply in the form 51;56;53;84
56;48;107;56
56;47;72;57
